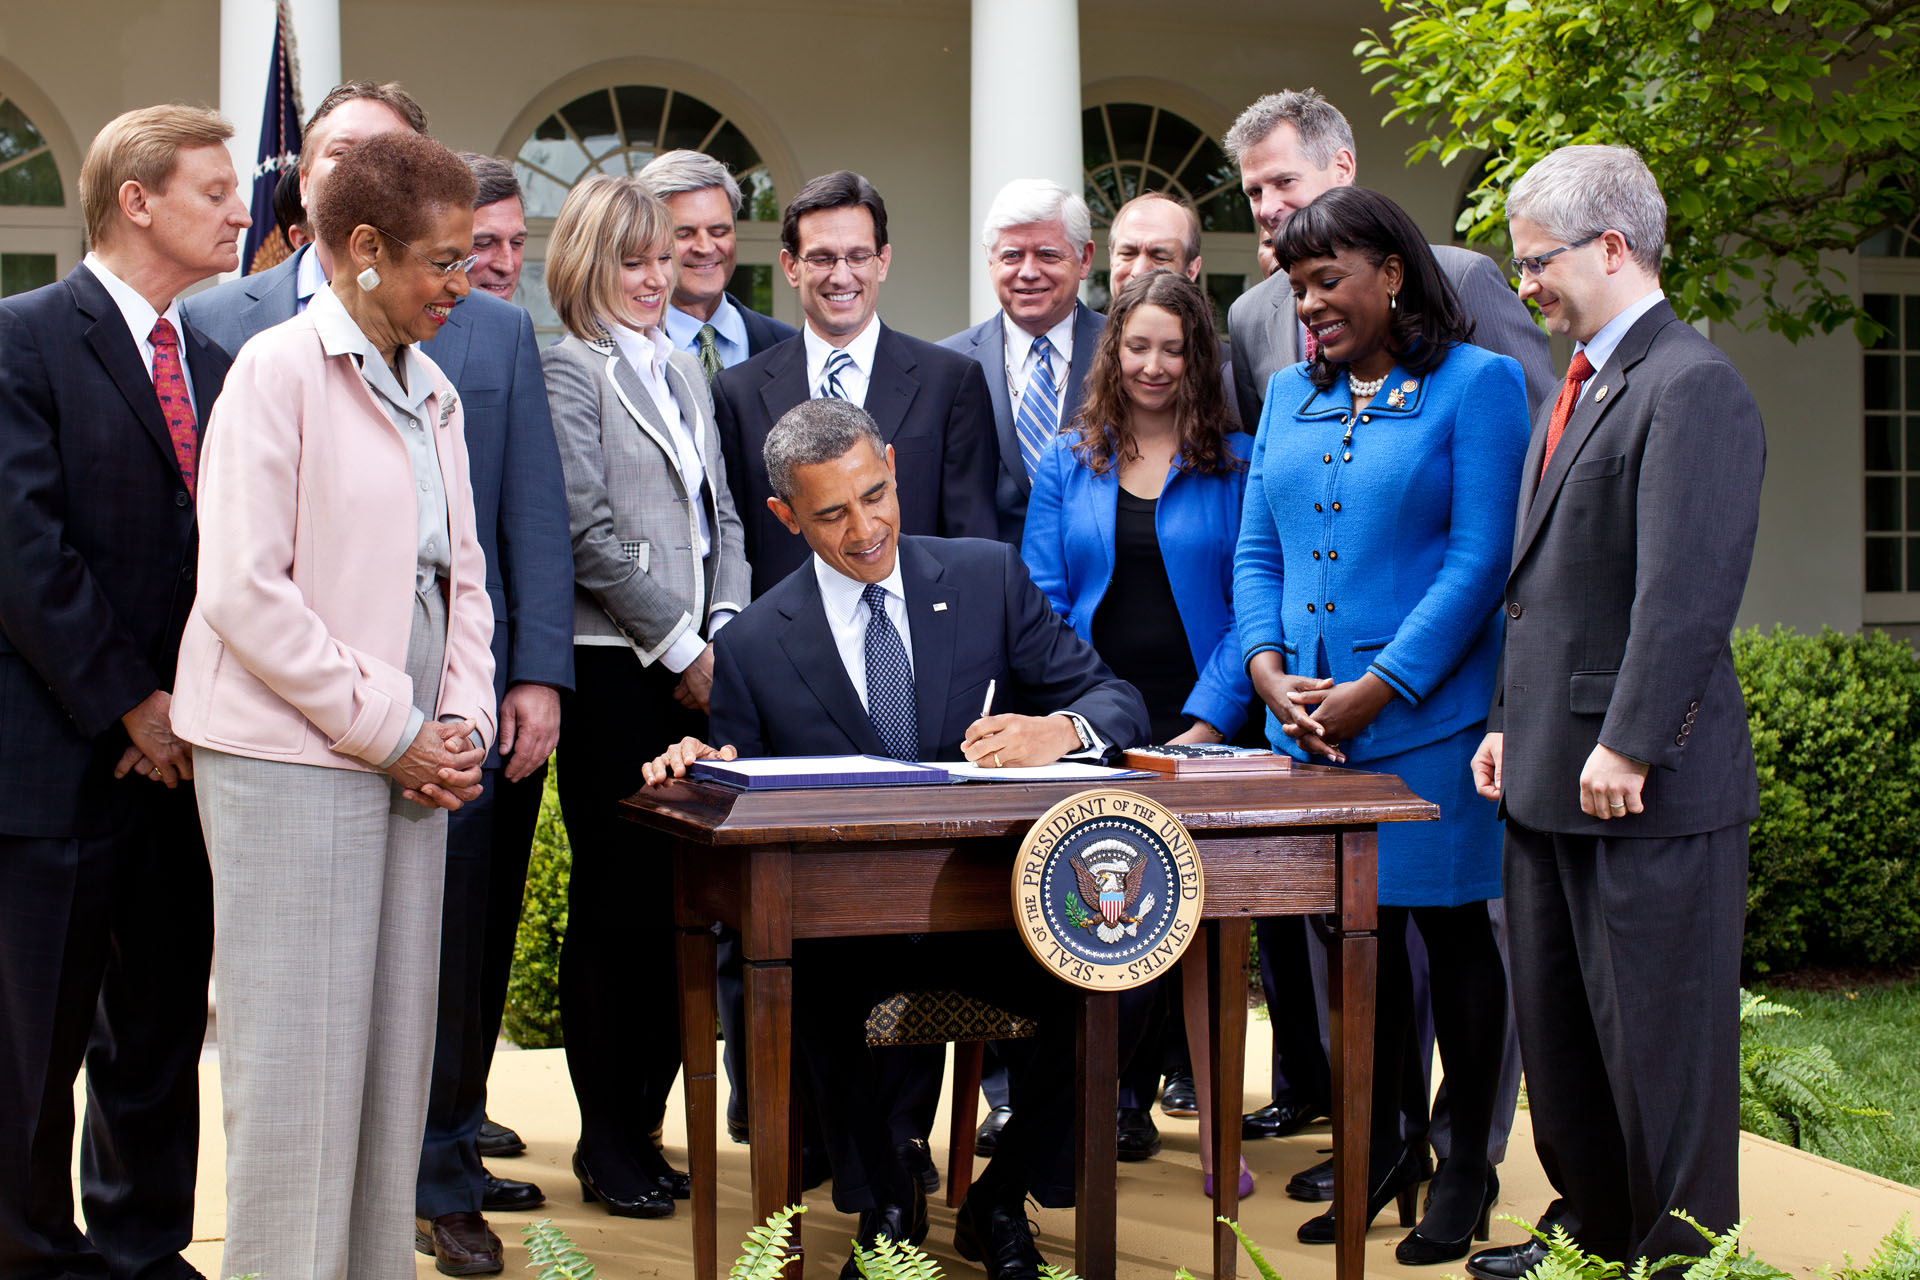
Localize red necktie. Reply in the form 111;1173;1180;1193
1538;350;1594;480
149;318;197;497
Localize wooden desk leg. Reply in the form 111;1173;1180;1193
1075;990;1118;1280
678;924;720;1280
1207;919;1251;1280
745;960;798;1279
1330;829;1379;1280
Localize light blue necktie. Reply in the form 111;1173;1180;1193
1015;335;1059;478
821;349;855;400
861;582;917;761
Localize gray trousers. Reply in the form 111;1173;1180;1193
196;589;448;1280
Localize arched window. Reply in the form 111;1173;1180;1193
1080;101;1256;327
509;82;783;341
0;85;77;296
1862;214;1920;617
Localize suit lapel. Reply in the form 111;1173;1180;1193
777;570;888;755
976;317;1020;494
68;268;177;477
864;324;917;446
181;321;230;429
1265;277;1300;382
1062;302;1104;431
243;248;303;330
758;337;811;428
602;345;677;462
899;539;957;760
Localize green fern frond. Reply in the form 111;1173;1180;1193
1214;1216;1287;1280
1037;1266;1083;1280
1833;1215;1920;1280
852;1235;944;1280
522;1218;597;1280
729;1205;807;1280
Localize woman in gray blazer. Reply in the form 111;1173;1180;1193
540;174;750;1218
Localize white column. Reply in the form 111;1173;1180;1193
969;0;1082;325
219;0;342;193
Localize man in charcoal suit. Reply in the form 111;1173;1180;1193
1466;143;1764;1276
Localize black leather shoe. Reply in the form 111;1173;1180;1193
572;1150;673;1219
1159;1068;1198;1117
1116;1107;1161;1161
1464;1236;1550;1280
1243;1093;1330;1140
897;1138;941;1194
1297;1144;1431;1245
974;1105;1014;1157
481;1169;545;1212
727;1116;750;1144
1397;1169;1498;1265
415;1211;504;1276
1285;1156;1334;1202
476;1118;525;1158
954;1192;1046;1280
839;1185;929;1280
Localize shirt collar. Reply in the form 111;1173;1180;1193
804;312;881;379
83;252;178;348
610;321;675;384
307;283;435;412
295;243;326;303
1576;288;1665;378
664;296;748;351
813;551;905;626
1003;306;1077;368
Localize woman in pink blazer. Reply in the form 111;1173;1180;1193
171;132;497;1280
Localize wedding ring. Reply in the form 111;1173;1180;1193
1608;800;1625;810
151;768;162;779
994;751;1003;768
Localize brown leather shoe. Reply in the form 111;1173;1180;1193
414;1211;504;1276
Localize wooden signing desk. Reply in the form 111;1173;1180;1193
622;768;1436;1280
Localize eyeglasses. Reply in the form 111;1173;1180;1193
373;225;478;278
1509;231;1637;279
796;249;882;272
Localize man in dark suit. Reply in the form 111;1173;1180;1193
183;86;573;1276
1466;144;1764;1276
938;178;1104;544
640;148;798;375
713;171;998;598
0;104;248;1280
646;399;1149;1280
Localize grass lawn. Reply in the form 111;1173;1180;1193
1750;974;1920;1187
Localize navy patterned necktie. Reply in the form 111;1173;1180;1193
1014;334;1058;478
861;582;917;760
821;349;855;400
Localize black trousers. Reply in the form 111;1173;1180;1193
0;784;211;1280
1503;820;1746;1264
417;755;548;1217
557;647;704;1187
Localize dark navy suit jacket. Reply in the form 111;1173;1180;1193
183;246;575;765
0;266;230;836
738;303;798;356
709;536;1149;761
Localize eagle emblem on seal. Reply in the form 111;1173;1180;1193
1069;840;1158;944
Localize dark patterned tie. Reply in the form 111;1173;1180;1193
1014;335;1058;479
821;349;855;400
696;323;723;383
862;582;917;761
149;318;197;497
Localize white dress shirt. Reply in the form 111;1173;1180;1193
664;296;750;370
1003;309;1076;422
83;253;197;409
803;314;882;407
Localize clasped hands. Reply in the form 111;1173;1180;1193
389;719;486;810
640;712;1082;785
1248;654;1393;764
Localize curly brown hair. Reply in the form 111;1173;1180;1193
1068;270;1239;476
309;131;476;253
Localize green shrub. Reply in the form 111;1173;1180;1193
503;767;570;1048
1736;626;1920;972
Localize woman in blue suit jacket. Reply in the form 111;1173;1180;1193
1236;188;1528;1261
1023;269;1253;1196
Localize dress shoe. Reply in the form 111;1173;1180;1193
1297;1143;1432;1245
481;1169;545;1212
476;1117;525;1158
954;1192;1047;1280
1202;1162;1256;1199
1159;1068;1198;1117
1285;1156;1334;1202
838;1185;929;1280
897;1138;941;1194
415;1211;504;1277
727;1116;750;1144
1243;1093;1329;1140
572;1150;673;1219
1397;1169;1498;1265
1116;1107;1161;1161
1464;1235;1550;1280
974;1105;1014;1157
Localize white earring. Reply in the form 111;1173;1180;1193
357;265;381;292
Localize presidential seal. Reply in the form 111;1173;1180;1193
1013;789;1205;991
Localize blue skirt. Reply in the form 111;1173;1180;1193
1337;724;1502;908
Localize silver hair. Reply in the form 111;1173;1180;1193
980;178;1093;253
1223;88;1356;170
638;149;743;217
1507;144;1666;273
764;399;885;502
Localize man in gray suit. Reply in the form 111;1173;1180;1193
938;178;1105;545
1466;144;1764;1277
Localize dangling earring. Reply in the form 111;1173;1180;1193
357;265;381;292
1389;290;1398;310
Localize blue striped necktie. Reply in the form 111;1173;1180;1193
821;349;855;400
1015;335;1059;478
861;583;918;761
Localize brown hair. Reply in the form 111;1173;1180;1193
780;170;887;256
544;174;672;342
1070;270;1239;476
299;81;428;169
79;104;234;248
309;131;476;253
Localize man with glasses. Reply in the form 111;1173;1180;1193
184;84;573;1279
712;170;998;597
1466;144;1764;1278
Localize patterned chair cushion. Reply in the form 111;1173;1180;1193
865;989;1039;1047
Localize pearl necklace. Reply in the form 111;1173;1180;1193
1348;370;1389;400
